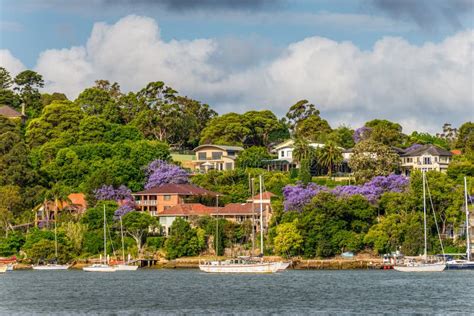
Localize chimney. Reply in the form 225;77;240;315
21;103;25;116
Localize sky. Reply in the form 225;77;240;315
0;0;473;134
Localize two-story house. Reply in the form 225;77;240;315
0;105;26;123
192;144;244;173
400;144;452;176
133;183;218;216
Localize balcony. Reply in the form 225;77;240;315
136;200;157;206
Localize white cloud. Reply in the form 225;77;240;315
3;15;474;134
0;49;26;76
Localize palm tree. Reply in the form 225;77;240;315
292;138;314;164
317;141;343;178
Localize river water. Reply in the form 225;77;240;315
0;269;472;315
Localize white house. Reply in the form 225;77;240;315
400;144;452;176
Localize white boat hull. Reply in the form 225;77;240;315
83;264;116;272
394;263;446;272
199;262;279;273
32;264;70;270
0;265;7;273
275;261;291;271
115;264;139;271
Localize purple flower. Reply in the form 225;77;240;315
94;185;132;201
282;183;328;212
353;126;372;143
145;160;189;189
114;199;136;218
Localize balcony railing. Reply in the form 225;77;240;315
136;200;157;206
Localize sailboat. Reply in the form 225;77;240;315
447;177;474;270
83;205;116;272
394;171;446;272
199;175;282;273
114;216;138;271
32;210;70;270
0;265;7;273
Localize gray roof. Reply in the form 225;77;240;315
401;144;452;157
0;105;23;118
193;144;244;152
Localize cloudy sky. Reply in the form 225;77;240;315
1;0;473;133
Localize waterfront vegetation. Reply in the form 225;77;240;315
0;67;473;263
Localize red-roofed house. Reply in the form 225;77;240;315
133;183;218;216
34;193;88;227
158;203;217;235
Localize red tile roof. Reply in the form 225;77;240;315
0;105;23;118
158;203;216;216
214;203;270;215
248;191;276;201
451;149;462;155
134;183;219;196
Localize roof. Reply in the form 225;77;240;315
214;202;270;215
193;144;244;152
401;144;452;157
274;139;294;150
451;149;462;155
248;191;276;201
134;183;219;196
158;203;216;216
67;193;87;209
0;105;23;118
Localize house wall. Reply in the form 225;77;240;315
400;154;451;175
193;146;239;172
135;194;182;215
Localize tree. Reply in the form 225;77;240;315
242;110;287;147
164;218;203;259
327;126;355;149
236;146;272;168
13;70;44;118
299;158;312;184
41;93;68;107
0;67;13;90
292;138;313;164
122;211;158;253
200;113;250;146
273;220;303;257
455;122;474;153
317;141;343;177
348;139;399;183
286;100;331;141
0;185;22;236
407;131;450;150
365;119;405;147
145;160;188;189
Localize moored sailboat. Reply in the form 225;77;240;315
447;177;474;270
114;216;138;271
32;211;70;271
199;175;286;273
83;205;116;272
394;171;446;272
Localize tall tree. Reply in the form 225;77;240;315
13;70;44;118
0;67;12;90
122;211;159;253
286;100;331;141
200;113;250;146
455;122;474;152
364;119;405;147
317;141;343;177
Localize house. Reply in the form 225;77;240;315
34;193;88;227
132;183;218;216
0;105;26;123
158;203;216;235
156;190;276;236
192;144;244;173
400;144;452;176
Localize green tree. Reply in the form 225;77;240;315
365;119;405;147
236;146;272;168
299;158;312;184
407;131;449;150
200;113;250;146
0;67;13;90
348;139;399;183
13;70;44;118
455;122;474;153
164;218;204;259
0;185;22;236
286;100;331;141
122;211;159;253
327;126;355;149
317;141;343;177
273;220;303;257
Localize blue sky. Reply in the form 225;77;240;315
0;0;473;133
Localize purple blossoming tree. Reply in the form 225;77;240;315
353;126;372;143
282;183;328;212
94;185;133;201
145;160;189;189
114;199;136;218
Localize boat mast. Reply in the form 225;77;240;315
423;170;427;261
251;178;255;256
103;204;107;265
215;194;219;256
54;214;58;259
465;177;471;261
120;216;126;264
259;175;264;256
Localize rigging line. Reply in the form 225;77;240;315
425;175;445;258
107;220;116;257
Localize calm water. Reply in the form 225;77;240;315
1;269;473;315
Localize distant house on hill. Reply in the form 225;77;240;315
400;144;452;176
0;105;26;123
192;144;244;173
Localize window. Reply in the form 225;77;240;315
212;152;222;160
423;157;431;165
225;162;233;170
281;150;285;157
227;151;235;156
163;206;171;210
164;195;171;201
198;152;207;160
